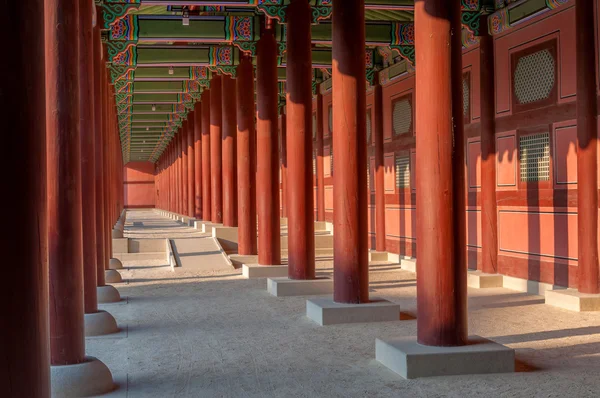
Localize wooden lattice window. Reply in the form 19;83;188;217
463;71;470;123
519;132;550;182
313;149;317;175
511;40;557;113
395;154;410;188
366;109;373;145
330;144;334;177
367;161;371;190
328;104;333;135
312;113;317;140
392;94;413;136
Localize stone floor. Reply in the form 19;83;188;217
89;210;600;397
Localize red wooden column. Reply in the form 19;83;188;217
332;0;368;303
187;114;196;217
315;86;326;221
46;0;85;364
415;0;467;346
222;75;238;227
79;0;98;315
178;131;183;214
201;90;212;220
93;9;107;287
256;21;282;266
182;122;189;216
211;76;224;223
194;103;203;219
373;75;386;252
279;111;287;218
236;54;258;255
286;0;315;279
479;20;498;275
3;0;50;395
576;0;599;294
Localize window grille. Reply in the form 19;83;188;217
519;133;550;182
395;155;410;188
328;104;333;134
392;96;412;136
312;113;317;140
366;110;372;145
313;149;317;175
463;74;470;117
514;48;555;105
330;146;333;177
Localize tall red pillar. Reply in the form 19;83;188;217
178;131;184;214
222;75;238;227
194;103;203;219
46;0;86;365
237;54;258;255
211;76;224;223
256;21;282;266
576;0;599;294
280;112;287;218
332;0;368;303
373;75;386;252
202;90;212;221
479;21;498;275
315;87;326;221
93;8;107;287
286;0;315;279
187;113;196;218
181;122;189;216
415;0;467;346
2;0;50;395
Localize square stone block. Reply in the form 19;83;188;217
545;288;600;312
267;277;333;297
369;251;389;262
376;335;514;379
242;264;288;279
400;258;416;273
306;297;400;326
467;271;504;289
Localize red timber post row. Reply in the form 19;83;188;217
211;76;224;224
256;19;282;266
178;130;184;215
237;54;258;255
202;90;212;221
286;0;316;279
222;74;238;227
415;0;467;346
332;0;368;303
479;16;498;275
280;111;287;219
315;84;326;221
182;120;189;216
373;73;386;253
194;103;203;219
45;0;113;393
187;115;195;218
3;0;50;395
576;0;599;294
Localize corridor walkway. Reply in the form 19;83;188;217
88;211;600;397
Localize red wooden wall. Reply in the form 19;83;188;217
124;161;156;209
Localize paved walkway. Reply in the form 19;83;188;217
88;210;600;397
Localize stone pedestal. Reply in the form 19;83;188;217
545;288;600;312
376;335;514;379
267;277;333;297
105;269;123;283
111;228;123;239
400;258;416;273
467;271;503;289
108;258;123;270
84;310;119;337
51;356;115;397
97;285;121;303
369;251;389;262
242;264;288;279
306;297;399;326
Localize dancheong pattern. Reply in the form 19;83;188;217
225;17;253;42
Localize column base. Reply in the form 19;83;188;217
242;264;288;279
108;258;124;270
545;288;600;312
84;310;119;337
376;335;515;379
111;229;124;238
51;356;115;397
467;271;503;289
267;277;333;297
105;269;123;283
97;285;121;303
400;258;416;273
306;297;400;326
369;251;389;262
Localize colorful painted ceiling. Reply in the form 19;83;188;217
101;0;568;163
